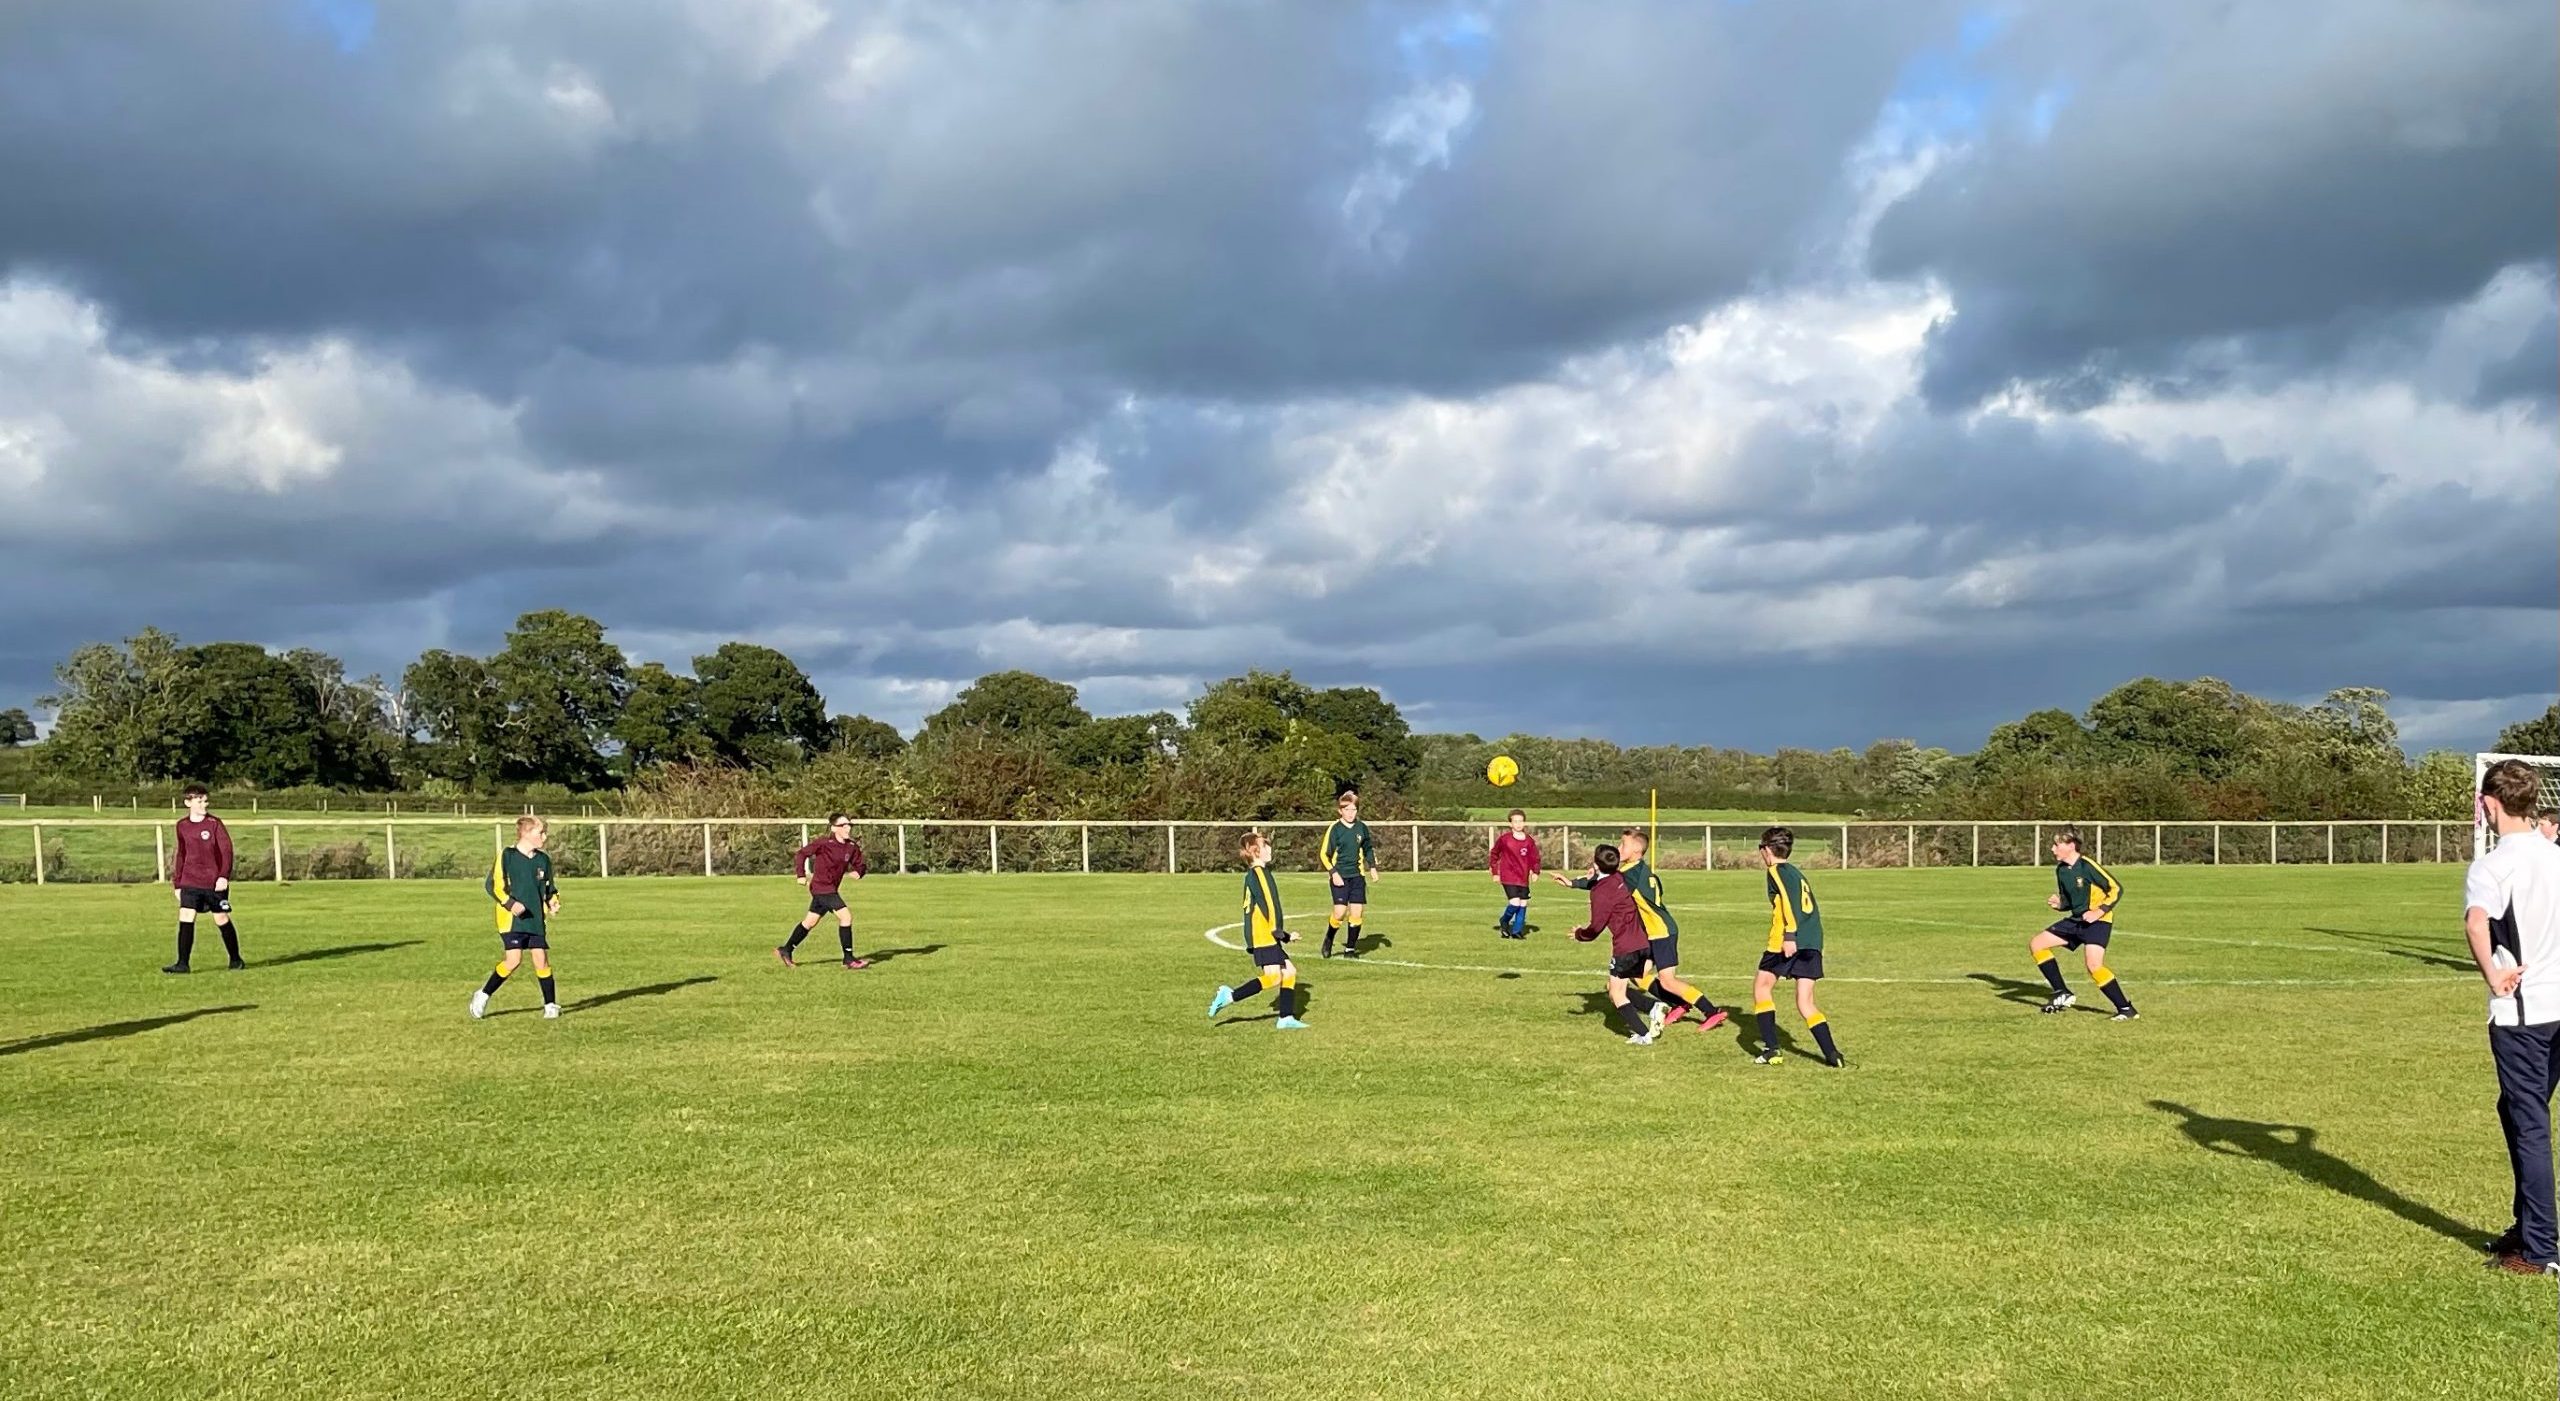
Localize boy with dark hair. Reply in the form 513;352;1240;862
1488;808;1541;939
779;814;868;969
2028;827;2136;1020
2469;759;2560;1276
1209;831;1308;1031
166;784;243;973
1320;788;1377;959
1751;827;1841;1066
1570;844;1667;1045
471;815;561;1020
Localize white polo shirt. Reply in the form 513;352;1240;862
2464;829;2560;1027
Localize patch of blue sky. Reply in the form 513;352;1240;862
294;0;374;55
1390;1;1497;80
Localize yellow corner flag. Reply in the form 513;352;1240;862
1649;788;1658;855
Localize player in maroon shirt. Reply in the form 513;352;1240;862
1571;844;1667;1045
1487;807;1542;939
167;784;244;972
779;813;869;968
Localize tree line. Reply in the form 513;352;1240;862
15;615;2554;821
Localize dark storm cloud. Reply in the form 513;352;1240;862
1868;0;2560;407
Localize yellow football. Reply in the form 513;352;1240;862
1486;754;1519;787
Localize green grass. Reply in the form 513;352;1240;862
0;867;2550;1399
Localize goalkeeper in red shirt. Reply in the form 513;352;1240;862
1487;808;1541;940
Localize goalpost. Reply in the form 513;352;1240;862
2475;752;2560;857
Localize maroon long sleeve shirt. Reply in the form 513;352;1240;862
1577;873;1648;956
793;837;867;894
173;815;234;889
1488;831;1542;885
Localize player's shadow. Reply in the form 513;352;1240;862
860;944;945;965
2149;1100;2485;1250
492;976;718;1017
1967;972;2103;1012
2303;928;2474;974
263;940;423;968
1564;991;1647;1039
0;1004;255;1058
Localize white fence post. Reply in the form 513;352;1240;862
599;822;611;879
1081;824;1091;874
1166;824;1177;875
155;823;167;883
988;825;999;875
1906;824;1916;869
386;822;397;879
2380;822;2389;865
1840;823;1851;870
2154;823;2162;865
2095;824;2104;863
271;824;284;883
1702;823;1714;870
2213;825;2222;865
1411;823;1421;874
703;822;714;877
2327;824;2335;864
2436;824;2445;864
1971;824;1980;867
801;823;810;848
2268;823;2277;866
897;824;908;875
1562;827;1572;869
30;824;42;885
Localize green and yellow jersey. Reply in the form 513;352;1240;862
486;847;556;933
2056;856;2120;920
1620;857;1679;942
1320;819;1376;879
1243;865;1286;949
1766;861;1823;952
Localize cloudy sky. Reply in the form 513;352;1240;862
0;0;2551;753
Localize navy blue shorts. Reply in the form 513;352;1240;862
1758;949;1825;981
1331;875;1368;907
501;928;550;951
1608;949;1650;980
1647;934;1680;969
1250;939;1290;968
177;887;230;915
2046;917;2111;949
1500;883;1532;901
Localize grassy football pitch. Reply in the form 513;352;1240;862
1;866;2551;1400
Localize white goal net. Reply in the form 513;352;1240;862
2475;752;2560;857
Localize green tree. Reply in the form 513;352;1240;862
40;629;207;780
0;708;34;747
920;671;1093;742
1060;712;1178;769
2498;704;2560;757
184;642;327;786
1304;685;1421;789
2402;749;2478;819
828;714;908;762
693;643;828;767
490;611;628;786
401;650;507;787
2084;677;2251;778
615;662;710;770
1974;708;2092;774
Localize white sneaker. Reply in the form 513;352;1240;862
1626;1031;1657;1046
2039;992;2077;1015
469;992;488;1019
1647;1003;1669;1037
542;1003;561;1020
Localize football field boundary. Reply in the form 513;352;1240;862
1197;912;2462;988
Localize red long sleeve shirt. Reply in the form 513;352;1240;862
1578;873;1648;956
173;816;234;889
1488;830;1542;885
793;837;867;894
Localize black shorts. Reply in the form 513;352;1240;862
1758;949;1825;981
177;887;230;915
1249;939;1291;969
807;892;847;915
501;928;550;951
1608;949;1650;980
2046;917;2112;949
1647;934;1680;969
1500;883;1531;901
1331;875;1368;907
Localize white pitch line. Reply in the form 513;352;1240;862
1196;923;2455;988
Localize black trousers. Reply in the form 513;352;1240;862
2490;1019;2560;1262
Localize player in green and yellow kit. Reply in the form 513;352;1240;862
471;815;562;1020
1749;827;1841;1066
2028;827;2137;1020
1209;831;1309;1030
1319;788;1378;959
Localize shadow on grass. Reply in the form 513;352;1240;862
264;940;423;968
2304;928;2475;974
1967;972;2103;1012
1;1004;256;1058
859;944;946;965
2149;1100;2486;1250
492;976;719;1018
